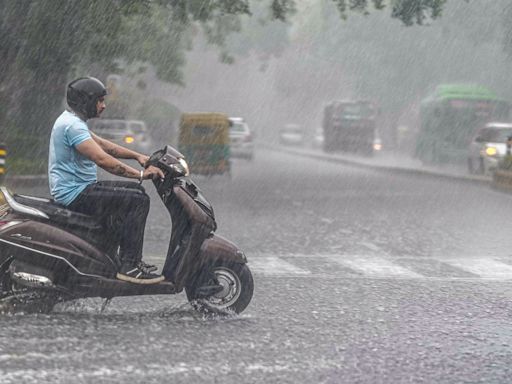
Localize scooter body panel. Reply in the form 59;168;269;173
158;180;217;288
0;220;117;279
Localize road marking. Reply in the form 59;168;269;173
249;257;310;275
444;258;512;279
147;253;512;281
332;256;424;279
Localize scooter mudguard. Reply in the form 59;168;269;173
198;234;247;266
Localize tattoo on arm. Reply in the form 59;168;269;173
105;148;119;157
109;164;130;177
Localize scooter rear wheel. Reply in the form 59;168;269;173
186;261;253;314
0;264;68;314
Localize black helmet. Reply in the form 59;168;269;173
66;77;107;120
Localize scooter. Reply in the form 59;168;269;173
0;145;253;314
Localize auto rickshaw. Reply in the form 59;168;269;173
178;113;231;176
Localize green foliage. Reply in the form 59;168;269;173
499;155;512;171
390;0;447;26
329;0;445;24
225;2;290;60
137;99;182;146
7;157;47;176
270;0;296;21
331;0;385;18
1;120;48;175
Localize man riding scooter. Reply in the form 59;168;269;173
49;76;165;284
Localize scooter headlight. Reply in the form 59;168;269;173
179;158;190;176
171;158;190;176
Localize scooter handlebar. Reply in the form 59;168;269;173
146;145;189;178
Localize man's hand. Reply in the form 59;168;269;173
137;154;150;167
142;165;165;181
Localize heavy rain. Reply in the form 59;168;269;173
2;0;512;383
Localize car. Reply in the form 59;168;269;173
373;136;383;152
372;130;383;153
312;128;324;149
279;124;304;146
88;119;153;154
467;122;512;175
229;117;254;160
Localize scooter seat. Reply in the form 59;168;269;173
13;194;102;230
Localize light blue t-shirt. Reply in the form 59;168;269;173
48;110;97;206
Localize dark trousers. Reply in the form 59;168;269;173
68;181;150;267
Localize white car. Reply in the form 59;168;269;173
279;124;304;146
229;117;254;160
467;122;512;174
373;136;383;152
89;119;153;155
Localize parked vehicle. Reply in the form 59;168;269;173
415;84;511;165
89;119;153;154
229;117;254;160
178;113;231;176
467;122;512;175
322;100;377;156
0;145;253;314
279;124;304;146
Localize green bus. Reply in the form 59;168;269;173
415;84;511;165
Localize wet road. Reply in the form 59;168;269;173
2;148;512;383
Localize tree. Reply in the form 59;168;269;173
0;0;144;172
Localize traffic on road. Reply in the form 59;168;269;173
3;2;512;383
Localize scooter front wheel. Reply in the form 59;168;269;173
186;261;254;314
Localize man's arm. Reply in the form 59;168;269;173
75;138;164;180
91;132;147;165
76;138;140;178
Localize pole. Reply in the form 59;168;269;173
507;136;512;156
0;143;6;185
